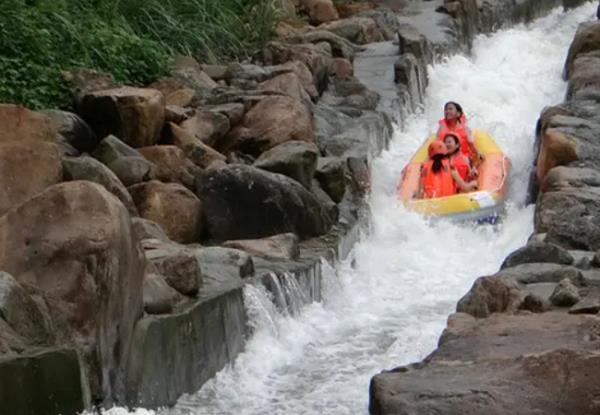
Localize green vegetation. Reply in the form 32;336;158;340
0;0;279;109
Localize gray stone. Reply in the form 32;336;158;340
315;157;347;203
500;241;574;269
195;247;254;281
125;286;246;408
131;218;170;242
197;165;335;241
0;272;53;346
145;242;202;296
254;141;319;188
496;263;585;285
143;273;181;315
42;109;98;153
62;156;138;216
108;156;155;187
92;134;140;166
550;278;581;307
569;296;600;314
223;233;300;261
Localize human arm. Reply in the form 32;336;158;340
451;167;478;192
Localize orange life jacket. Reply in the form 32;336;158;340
421;159;456;199
448;151;470;181
437;117;472;158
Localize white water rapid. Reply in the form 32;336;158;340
96;3;597;415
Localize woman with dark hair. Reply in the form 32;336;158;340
443;133;476;184
418;141;476;199
436;101;479;160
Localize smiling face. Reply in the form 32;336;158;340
444;103;459;120
444;134;459;153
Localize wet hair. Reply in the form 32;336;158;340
444;101;464;121
443;133;460;155
431;154;446;174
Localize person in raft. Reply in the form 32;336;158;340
418;141;478;199
436;101;481;161
443;132;477;182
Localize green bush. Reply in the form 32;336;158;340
0;0;278;109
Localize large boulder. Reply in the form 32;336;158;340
535;186;600;251
563;21;600;80
258;72;313;106
566;50;600;99
78;87;165;148
138;145;199;190
129;180;202;244
0;141;62;216
299;30;360;60
62;156;138;216
42;109;98;153
321;75;380;110
197;165;335;241
0;181;145;403
253;141;319;188
218;96;315;156
0;104;57;143
500;241;574;269
535;128;579;183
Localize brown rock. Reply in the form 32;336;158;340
138;145;198;189
148;77;187;98
200;64;228;81
329;57;354;77
165;88;195;107
63;68;117;106
223;233;300;260
260;42;332;95
0;181;145;402
181;110;230;147
131;218;170;242
144;243;202;296
164;105;193;124
166;123;227;168
129;180;202;244
0;142;62;216
300;0;339;24
79;86;165;148
336;2;376;18
258;72;313;105
535;128;578;183
218;96;315;156
277;60;319;99
0;104;57;143
172;56;218;91
567;50;600;99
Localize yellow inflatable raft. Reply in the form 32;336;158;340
396;130;510;222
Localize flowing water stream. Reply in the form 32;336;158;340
97;3;597;414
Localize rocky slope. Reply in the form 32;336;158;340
370;18;600;415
